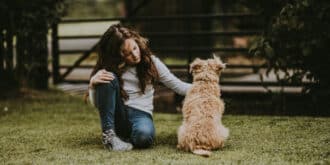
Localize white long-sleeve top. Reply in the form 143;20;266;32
89;55;192;115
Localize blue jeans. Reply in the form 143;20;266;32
94;75;155;148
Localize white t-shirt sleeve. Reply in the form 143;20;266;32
152;56;192;95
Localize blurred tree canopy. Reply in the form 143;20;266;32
64;0;120;18
247;0;330;97
0;0;66;95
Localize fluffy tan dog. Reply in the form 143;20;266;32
177;55;229;157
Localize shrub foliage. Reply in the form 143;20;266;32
0;0;66;92
247;0;330;96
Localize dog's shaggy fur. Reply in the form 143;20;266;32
177;56;229;157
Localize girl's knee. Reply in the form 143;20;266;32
131;129;155;148
95;74;119;90
94;74;120;108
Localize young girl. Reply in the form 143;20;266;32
88;24;192;151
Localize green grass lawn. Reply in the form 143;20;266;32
0;90;329;164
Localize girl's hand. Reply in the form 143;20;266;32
89;69;115;88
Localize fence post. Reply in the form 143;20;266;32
125;0;133;17
0;29;4;72
6;21;13;71
51;23;60;84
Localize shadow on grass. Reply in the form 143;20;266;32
155;133;177;146
65;134;103;150
79;136;100;146
223;92;330;117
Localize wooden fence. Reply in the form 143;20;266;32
51;13;309;89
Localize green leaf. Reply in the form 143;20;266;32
264;43;275;58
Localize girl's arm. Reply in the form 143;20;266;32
88;69;114;106
152;56;192;95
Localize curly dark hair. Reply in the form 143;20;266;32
90;24;159;100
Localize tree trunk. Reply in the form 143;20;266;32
26;31;49;90
16;32;28;87
5;27;13;71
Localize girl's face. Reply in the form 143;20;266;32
120;38;141;65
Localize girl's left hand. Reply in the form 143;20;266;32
89;69;115;88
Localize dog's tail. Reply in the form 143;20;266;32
192;149;212;157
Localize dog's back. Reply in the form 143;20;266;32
177;56;229;156
178;82;226;150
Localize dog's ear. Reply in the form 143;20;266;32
190;58;203;73
218;61;226;70
212;53;217;59
212;54;226;70
209;57;226;73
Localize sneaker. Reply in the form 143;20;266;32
102;129;133;151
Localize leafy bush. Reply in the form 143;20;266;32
0;0;66;92
248;0;330;96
